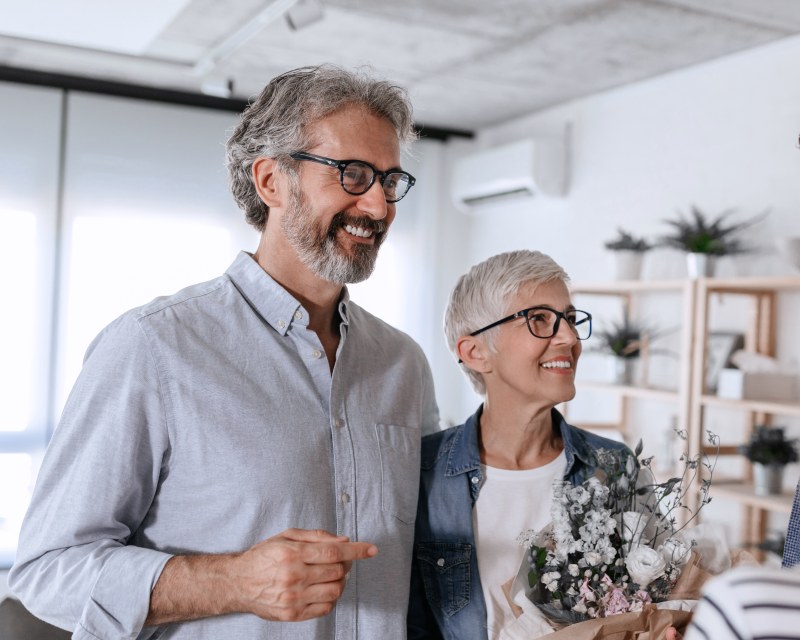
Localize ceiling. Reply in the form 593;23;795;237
1;0;799;132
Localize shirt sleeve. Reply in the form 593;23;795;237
784;478;800;568
8;312;172;639
419;355;441;437
682;571;751;640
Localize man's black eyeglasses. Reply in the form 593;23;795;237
469;306;593;341
289;151;416;203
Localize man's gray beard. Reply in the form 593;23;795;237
282;184;385;284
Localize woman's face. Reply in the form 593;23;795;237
483;279;582;408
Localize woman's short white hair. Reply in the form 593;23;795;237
444;249;570;396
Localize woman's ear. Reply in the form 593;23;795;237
456;335;492;374
252;157;284;208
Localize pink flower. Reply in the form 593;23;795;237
604;587;630;616
579;577;597;602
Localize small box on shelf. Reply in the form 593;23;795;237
716;368;797;402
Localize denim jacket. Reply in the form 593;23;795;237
407;405;631;640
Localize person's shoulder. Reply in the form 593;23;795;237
134;274;230;321
421;421;468;470
347;301;426;354
565;422;630;454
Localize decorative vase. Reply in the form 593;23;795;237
752;463;783;496
613;251;644;281
612;357;636;385
775;237;800;273
686;253;715;279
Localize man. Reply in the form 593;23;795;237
9;65;439;639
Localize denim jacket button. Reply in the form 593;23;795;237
436;558;445;567
470;476;479;484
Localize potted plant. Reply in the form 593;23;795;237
658;205;767;278
604;228;653;280
595;311;650;385
738;426;799;495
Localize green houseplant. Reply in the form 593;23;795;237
738;426;799;495
595;311;651;384
604;228;652;280
604;228;653;253
659;205;767;278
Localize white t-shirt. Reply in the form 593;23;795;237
472;452;567;640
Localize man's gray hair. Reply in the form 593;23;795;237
444;250;570;396
226;64;416;231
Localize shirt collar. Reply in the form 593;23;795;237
225;252;306;336
444;406;483;477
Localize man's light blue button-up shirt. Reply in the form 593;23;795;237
10;251;439;639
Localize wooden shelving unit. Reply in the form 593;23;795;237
570;275;800;549
688;275;800;549
569;279;695;446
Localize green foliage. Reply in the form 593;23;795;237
739;426;799;466
604;228;652;253
596;311;647;359
658;205;767;256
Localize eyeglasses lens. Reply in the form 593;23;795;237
525;308;591;340
342;162;373;194
341;161;411;202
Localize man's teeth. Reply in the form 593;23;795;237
541;361;572;369
344;224;373;238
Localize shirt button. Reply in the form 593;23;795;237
341;492;351;504
312;349;322;359
277;320;286;329
436;558;445;567
294;310;302;320
471;476;479;484
334;418;343;429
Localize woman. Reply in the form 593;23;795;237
408;249;631;640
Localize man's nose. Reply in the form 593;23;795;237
356;180;389;220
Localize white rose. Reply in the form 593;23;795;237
622;511;649;545
625;545;667;588
659;538;691;567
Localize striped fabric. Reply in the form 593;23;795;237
683;565;800;640
784;479;800;568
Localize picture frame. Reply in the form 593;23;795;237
705;331;745;392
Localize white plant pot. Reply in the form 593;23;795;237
752;463;783;496
613;251;644;281
775;237;800;272
611;357;636;385
686;253;715;279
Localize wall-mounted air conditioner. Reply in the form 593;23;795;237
451;131;569;212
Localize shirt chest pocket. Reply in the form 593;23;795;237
375;423;420;524
415;542;472;617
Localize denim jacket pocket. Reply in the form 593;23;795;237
375;423;421;524
416;541;472;617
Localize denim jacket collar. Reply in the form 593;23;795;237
442;404;599;483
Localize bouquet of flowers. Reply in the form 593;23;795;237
515;430;719;630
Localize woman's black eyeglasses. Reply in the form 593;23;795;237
289;151;416;202
469;306;593;340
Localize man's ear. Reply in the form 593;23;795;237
456;335;492;375
252;157;284;208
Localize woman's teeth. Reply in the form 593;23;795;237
541;361;572;369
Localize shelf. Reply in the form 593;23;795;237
700;395;800;418
578;381;680;402
571;279;689;295
710;481;795;513
701;276;800;293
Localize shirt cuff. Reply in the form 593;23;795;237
75;545;172;640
